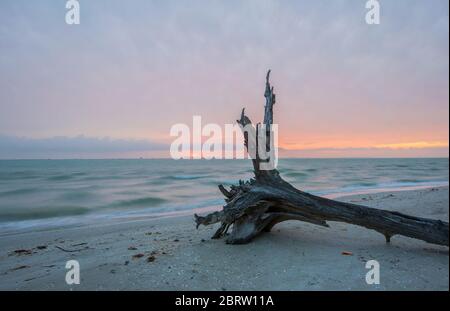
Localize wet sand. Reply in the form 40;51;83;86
0;187;448;290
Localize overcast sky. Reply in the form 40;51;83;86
0;0;448;158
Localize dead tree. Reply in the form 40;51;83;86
195;70;449;246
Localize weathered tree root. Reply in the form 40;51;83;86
195;70;449;246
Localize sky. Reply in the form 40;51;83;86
0;0;448;158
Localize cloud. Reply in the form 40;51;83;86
1;134;447;159
0;0;447;158
374;141;449;149
0;135;168;159
280;140;449;150
278;146;449;158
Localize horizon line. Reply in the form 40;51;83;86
0;156;448;161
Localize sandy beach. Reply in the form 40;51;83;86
0;186;448;291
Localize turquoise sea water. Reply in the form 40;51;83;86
0;158;448;233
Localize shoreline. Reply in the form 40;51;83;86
1;181;448;236
0;186;448;290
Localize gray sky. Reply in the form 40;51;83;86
0;0;448;158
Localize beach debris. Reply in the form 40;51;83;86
341;251;353;256
10;246;48;256
11;249;33;256
194;70;449;247
132;253;145;259
10;265;30;271
147;255;156;262
55;245;89;252
128;246;137;250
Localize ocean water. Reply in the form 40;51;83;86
0;158;448;233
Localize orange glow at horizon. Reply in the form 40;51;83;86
279;140;449;151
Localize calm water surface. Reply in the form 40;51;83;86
0;158;447;233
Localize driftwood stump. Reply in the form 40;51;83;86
195;70;449;246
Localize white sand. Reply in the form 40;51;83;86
0;187;448;290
